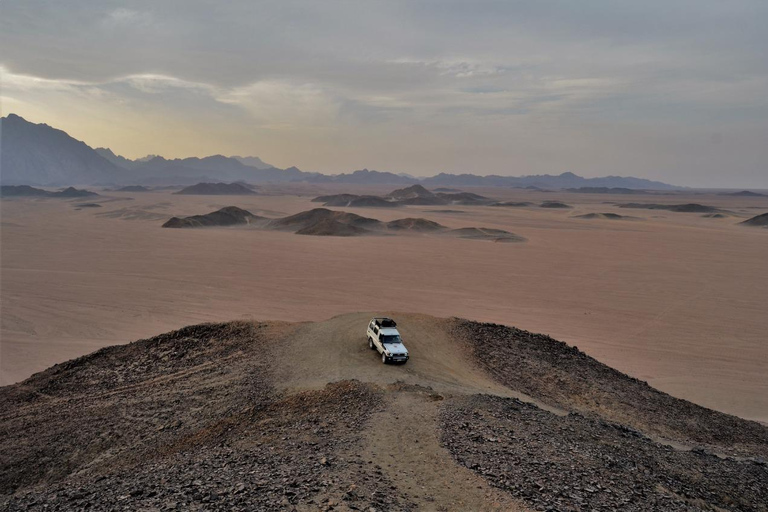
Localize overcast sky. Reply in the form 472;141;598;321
1;1;767;187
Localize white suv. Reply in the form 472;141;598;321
367;317;409;364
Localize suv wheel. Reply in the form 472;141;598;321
382;353;388;364
368;337;374;350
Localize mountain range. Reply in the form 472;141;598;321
1;114;681;190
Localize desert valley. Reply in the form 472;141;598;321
3;175;768;509
3;179;768;420
3;114;768;510
3;2;768;509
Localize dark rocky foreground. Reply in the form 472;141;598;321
0;322;412;511
2;316;767;511
451;320;768;458
440;395;767;512
3;381;409;512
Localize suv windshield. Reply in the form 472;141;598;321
381;335;402;344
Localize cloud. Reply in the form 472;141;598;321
216;81;341;129
1;0;767;186
122;74;215;95
101;8;154;29
388;58;506;78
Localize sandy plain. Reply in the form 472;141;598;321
1;186;767;422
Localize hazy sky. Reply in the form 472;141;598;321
2;1;767;187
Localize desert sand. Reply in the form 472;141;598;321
1;187;767;422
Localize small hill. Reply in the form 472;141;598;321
386;218;447;232
295;218;371;236
311;194;359;203
702;213;730;219
567;187;647;194
398;196;450;206
318;195;399;208
117;185;151;192
540;201;572;209
157;205;530;242
491;201;532;208
573;213;634;220
720;190;766;197
435;192;490;205
388;184;435;201
162;207;260;228
0;185;98;198
399;196;449;206
740;212;768;227
446;227;526;243
619;203;719;213
54;187;99;198
0;185;51;197
174;182;258;195
314;189;487;207
268;208;382;234
345;196;399;207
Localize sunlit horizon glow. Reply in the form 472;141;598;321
2;1;767;187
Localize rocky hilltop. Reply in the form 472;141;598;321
740;212;768;227
162;207;262;228
173;182;258;195
0;185;98;198
163;206;525;242
1;313;766;511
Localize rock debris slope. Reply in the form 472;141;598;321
1;312;766;511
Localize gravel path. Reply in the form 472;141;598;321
361;384;527;511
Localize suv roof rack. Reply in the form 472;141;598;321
373;317;397;328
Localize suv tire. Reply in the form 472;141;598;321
368;337;374;350
382;353;388;364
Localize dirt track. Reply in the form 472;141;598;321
361;386;526;511
273;313;539;400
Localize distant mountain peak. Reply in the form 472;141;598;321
1;114;121;185
1;114;684;190
94;147;117;156
231;155;274;170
